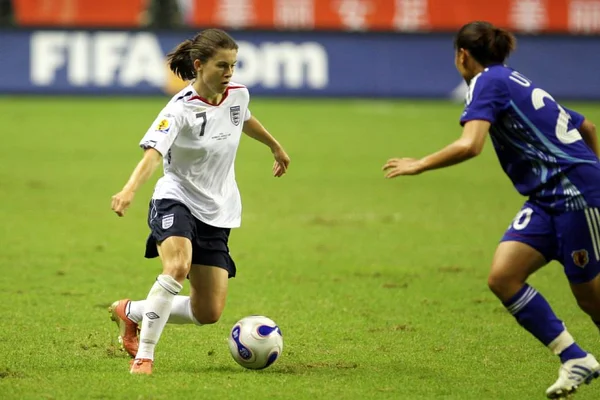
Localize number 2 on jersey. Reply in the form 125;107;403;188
196;112;207;137
510;71;582;145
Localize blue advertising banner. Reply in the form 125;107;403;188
0;30;598;99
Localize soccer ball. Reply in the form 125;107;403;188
228;315;283;370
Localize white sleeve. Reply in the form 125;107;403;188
139;105;186;156
244;89;252;121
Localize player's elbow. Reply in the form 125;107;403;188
457;140;483;158
468;144;484;157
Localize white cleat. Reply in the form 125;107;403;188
546;354;600;399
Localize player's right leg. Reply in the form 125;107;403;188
545;274;600;398
128;199;194;374
571;275;600;334
560;206;600;333
129;236;190;375
543;208;600;398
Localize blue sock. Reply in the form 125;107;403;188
503;285;587;363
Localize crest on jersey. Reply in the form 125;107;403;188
155;118;171;133
162;214;174;230
572;249;589;268
230;106;241;126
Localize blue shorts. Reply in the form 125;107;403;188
144;199;237;278
502;201;600;284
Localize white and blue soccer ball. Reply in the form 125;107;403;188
228;315;283;370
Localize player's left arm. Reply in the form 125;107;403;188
383;120;489;177
383;72;503;178
243;116;280;150
243;116;291;177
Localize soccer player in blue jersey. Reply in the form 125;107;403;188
383;21;600;399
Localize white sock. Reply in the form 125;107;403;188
128;296;202;325
136;275;182;361
168;295;203;325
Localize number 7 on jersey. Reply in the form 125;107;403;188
196;112;207;137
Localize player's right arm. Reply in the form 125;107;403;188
111;149;162;217
580;119;599;158
111;105;185;217
563;106;599;158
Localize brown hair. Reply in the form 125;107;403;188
454;21;517;66
167;29;239;81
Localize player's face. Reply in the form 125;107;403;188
196;48;238;95
454;48;476;83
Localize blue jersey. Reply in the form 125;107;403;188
460;64;600;211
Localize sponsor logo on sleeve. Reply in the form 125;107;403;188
156;119;170;133
155;115;175;133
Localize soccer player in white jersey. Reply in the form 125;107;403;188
108;29;290;375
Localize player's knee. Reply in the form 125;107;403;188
487;272;505;296
162;256;190;282
190;299;224;325
192;307;223;325
487;271;517;300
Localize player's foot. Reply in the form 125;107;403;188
546;354;600;398
130;358;153;375
108;299;139;358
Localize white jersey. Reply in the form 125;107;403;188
139;83;251;228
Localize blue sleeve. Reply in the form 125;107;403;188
460;73;508;126
563;106;585;129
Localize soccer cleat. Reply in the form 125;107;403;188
108;299;139;358
130;358;153;375
546;354;600;399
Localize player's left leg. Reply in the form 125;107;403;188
188;265;229;325
109;299;139;357
118;294;210;328
185;219;235;324
489;241;590;363
118;219;235;345
121;264;229;330
494;202;595;398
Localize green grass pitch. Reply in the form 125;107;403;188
0;97;599;399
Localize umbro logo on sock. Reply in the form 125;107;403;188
145;312;160;320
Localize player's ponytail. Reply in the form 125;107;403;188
166;29;239;82
167;39;196;81
490;27;516;64
455;21;516;66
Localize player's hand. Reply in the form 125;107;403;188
111;190;135;217
382;158;423;178
272;145;290;178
